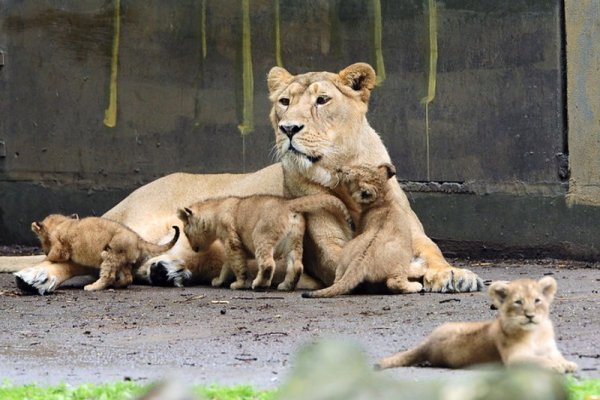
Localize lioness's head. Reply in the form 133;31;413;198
267;63;377;187
177;203;218;252
336;163;396;206
489;276;557;332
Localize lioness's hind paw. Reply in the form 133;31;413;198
149;261;191;287
14;268;57;295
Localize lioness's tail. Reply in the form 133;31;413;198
301;266;364;298
140;226;180;257
0;255;46;273
288;194;353;231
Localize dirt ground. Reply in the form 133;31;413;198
0;257;598;388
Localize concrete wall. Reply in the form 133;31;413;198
0;0;598;260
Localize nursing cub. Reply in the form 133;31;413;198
303;163;424;298
178;194;352;291
31;214;179;291
376;276;578;373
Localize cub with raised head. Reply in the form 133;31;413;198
31;214;179;291
376;276;578;373
303;163;425;298
178;194;352;291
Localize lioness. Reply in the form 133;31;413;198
27;214;179;291
376;276;578;373
303;163;424;298
178;194;352;291
11;62;482;295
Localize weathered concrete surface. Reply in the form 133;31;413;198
0;259;598;387
565;0;600;206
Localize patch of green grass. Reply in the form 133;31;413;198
0;381;275;400
0;379;596;400
567;377;600;400
0;381;145;400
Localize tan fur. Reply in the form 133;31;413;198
178;194;352;291
303;164;424;298
10;63;481;295
32;214;179;291
376;277;578;373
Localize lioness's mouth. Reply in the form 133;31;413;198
289;146;322;163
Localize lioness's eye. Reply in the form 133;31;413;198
279;97;290;106
316;95;330;105
534;298;541;304
514;299;523;306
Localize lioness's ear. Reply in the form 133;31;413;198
379;163;396;180
538;276;557;301
488;281;510;309
338;63;376;103
177;207;193;223
267;66;294;95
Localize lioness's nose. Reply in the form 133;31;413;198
279;123;304;138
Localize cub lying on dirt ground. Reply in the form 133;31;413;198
178;194;352;291
376;276;578;373
26;214;179;291
303;163;425;298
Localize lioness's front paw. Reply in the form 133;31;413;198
424;267;484;293
149;261;191;288
14;268;58;295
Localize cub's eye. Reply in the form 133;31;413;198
514;299;523;306
316;95;330;105
279;97;290;106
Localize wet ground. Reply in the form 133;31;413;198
0;258;598;388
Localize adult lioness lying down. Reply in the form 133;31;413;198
10;62;483;295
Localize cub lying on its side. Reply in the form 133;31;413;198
302;163;425;298
376;276;578;373
178;194;352;291
31;214;179;291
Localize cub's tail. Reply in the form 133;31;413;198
141;226;180;257
288;194;354;232
301;267;364;298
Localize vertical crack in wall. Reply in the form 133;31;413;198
103;0;121;128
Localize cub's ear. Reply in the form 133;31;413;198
379;163;396;180
538;276;557;301
177;207;193;223
488;281;510;309
338;63;377;103
69;213;79;220
267;66;294;95
31;221;43;233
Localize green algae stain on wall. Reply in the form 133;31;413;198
103;0;121;128
238;0;254;137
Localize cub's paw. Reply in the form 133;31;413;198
424;267;484;293
553;360;578;374
211;277;225;287
14;268;58;295
149;260;191;288
277;281;295;291
230;280;251;290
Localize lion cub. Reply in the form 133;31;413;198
32;214;179;291
302;163;424;298
376;276;578;373
178;194;352;291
